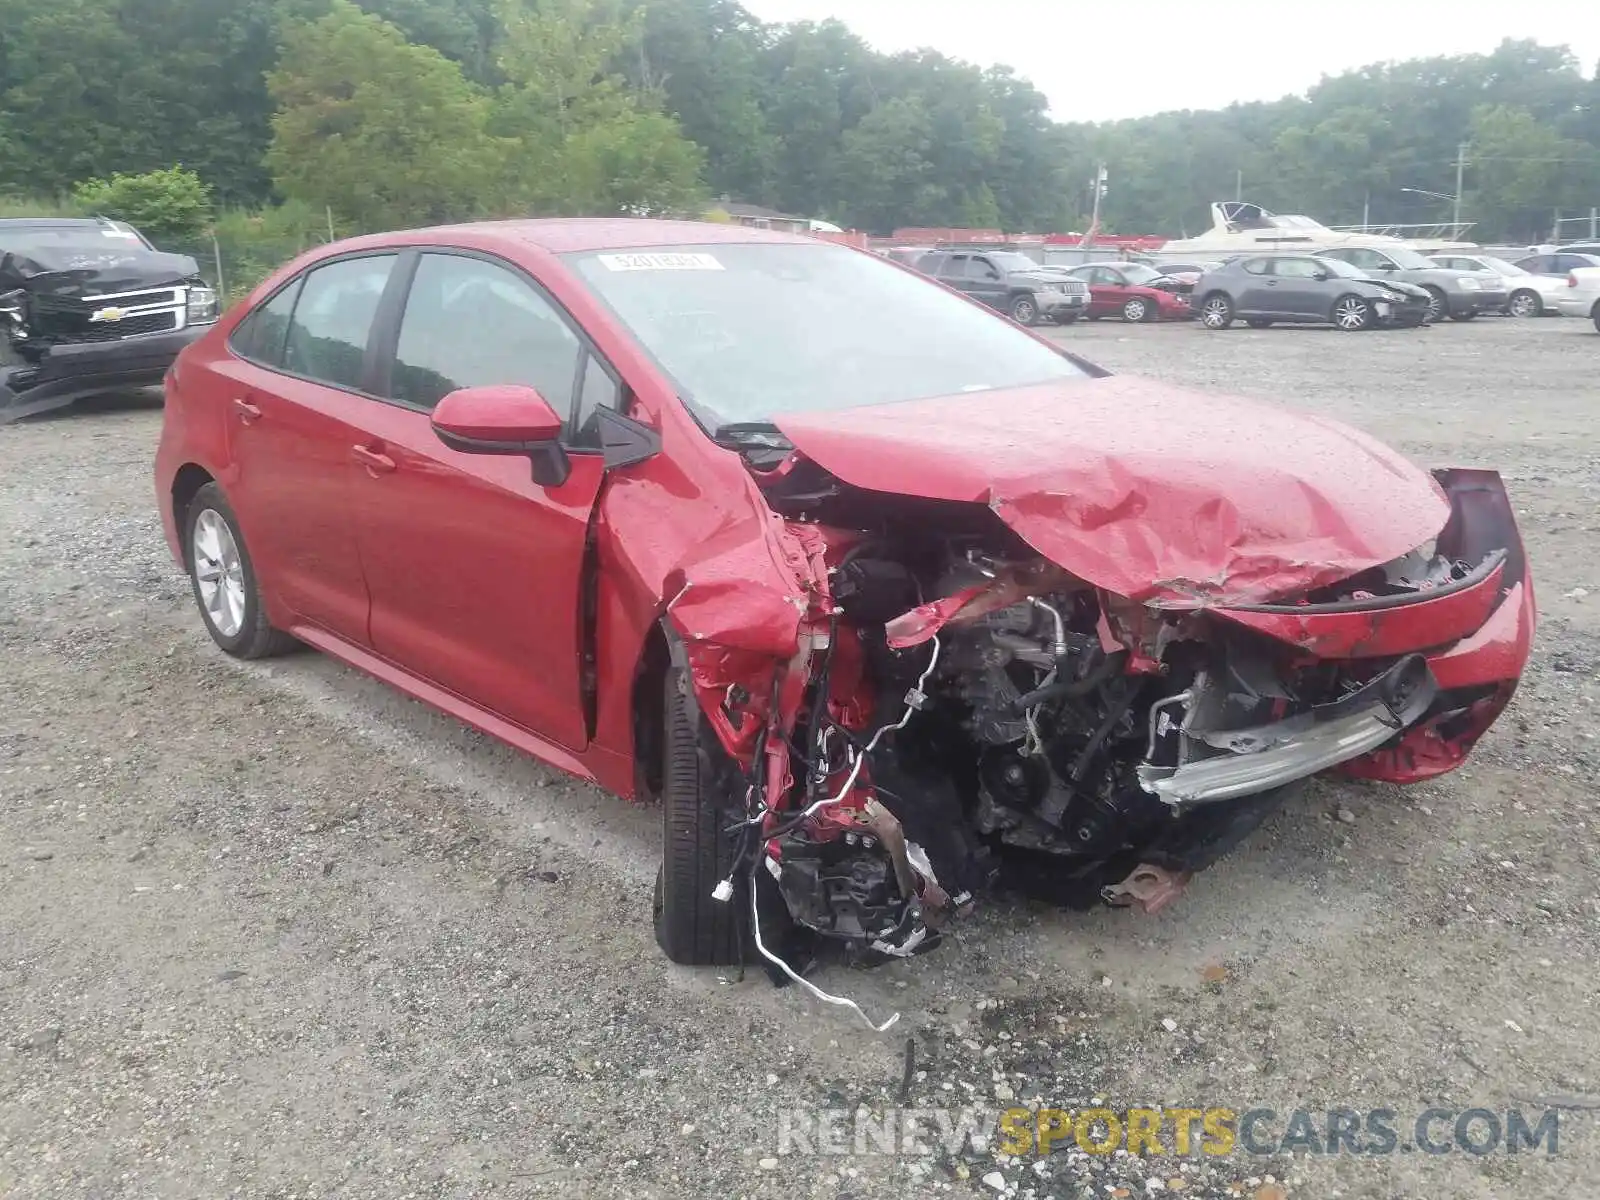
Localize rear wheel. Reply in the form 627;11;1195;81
1331;294;1371;331
1507;289;1541;318
1592;301;1600;334
185;483;296;659
1245;317;1273;329
1009;294;1039;326
1198;293;1233;329
654;662;745;966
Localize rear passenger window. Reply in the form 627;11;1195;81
1242;258;1272;275
390;253;581;414
283;255;396;390
229;279;301;366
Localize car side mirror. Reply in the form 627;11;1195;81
1375;262;1396;271
432;384;570;488
1313;268;1331;281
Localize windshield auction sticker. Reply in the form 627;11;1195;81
597;252;725;271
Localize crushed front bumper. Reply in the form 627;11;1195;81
0;325;206;424
1139;655;1438;805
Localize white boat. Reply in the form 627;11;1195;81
1161;201;1478;256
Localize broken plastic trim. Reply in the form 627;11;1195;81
1138;655;1438;806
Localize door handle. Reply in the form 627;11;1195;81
233;398;262;423
350;444;396;474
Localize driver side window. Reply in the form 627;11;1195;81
389;253;582;419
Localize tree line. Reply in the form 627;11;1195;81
1;0;1596;242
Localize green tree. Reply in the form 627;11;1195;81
72;165;213;242
492;0;705;215
266;1;508;229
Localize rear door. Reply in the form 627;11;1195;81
219;253;398;644
345;249;612;751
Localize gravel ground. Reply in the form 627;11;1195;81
2;316;1598;1199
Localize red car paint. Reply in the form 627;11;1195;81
774;377;1450;606
156;219;1532;899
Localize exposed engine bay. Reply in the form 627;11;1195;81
669;435;1530;1025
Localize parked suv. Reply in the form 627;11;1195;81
1314;245;1504;322
914;249;1088;325
0;217;218;422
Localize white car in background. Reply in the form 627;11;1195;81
1428;253;1569;317
1555;266;1600;330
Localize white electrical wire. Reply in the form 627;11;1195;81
788;633;942;823
748;870;900;1033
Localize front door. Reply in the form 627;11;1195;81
219;253;400;644
348;251;613;751
1267;256;1329;317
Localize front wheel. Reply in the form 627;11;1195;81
1121;296;1151;322
1009;294;1039;326
1507;289;1542;318
1198;293;1234;329
655;662;745;966
185;482;296;659
1423;287;1447;323
1331;294;1371;331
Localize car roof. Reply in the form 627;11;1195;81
330;217;814;256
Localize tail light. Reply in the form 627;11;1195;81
1569;273;1579;287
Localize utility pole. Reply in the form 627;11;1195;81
1453;141;1467;229
1088;163;1107;237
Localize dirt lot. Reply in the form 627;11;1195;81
2;316;1598;1199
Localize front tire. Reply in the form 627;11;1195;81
1009;294;1039;326
655;662;745;966
1121;296;1151;322
1423;287;1447;323
185;482;295;659
1507;289;1541;318
1331;294;1372;331
1199;293;1234;329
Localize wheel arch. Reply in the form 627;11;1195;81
170;462;217;556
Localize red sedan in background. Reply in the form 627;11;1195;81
155;219;1531;1016
1068;261;1194;322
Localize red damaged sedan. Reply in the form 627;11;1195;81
156;220;1533;990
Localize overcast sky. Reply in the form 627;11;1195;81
741;0;1600;123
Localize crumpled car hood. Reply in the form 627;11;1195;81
773;375;1451;606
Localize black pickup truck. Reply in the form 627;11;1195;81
0;217;218;423
912;249;1089;326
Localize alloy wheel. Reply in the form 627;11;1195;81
1334;297;1369;331
191;508;246;638
1508;291;1540;318
1201;297;1231;328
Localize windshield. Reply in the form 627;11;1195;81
568;243;1087;428
1313;256;1368;280
1384;247;1437;270
1119;263;1162;284
0;222;148;252
985;251;1042;273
